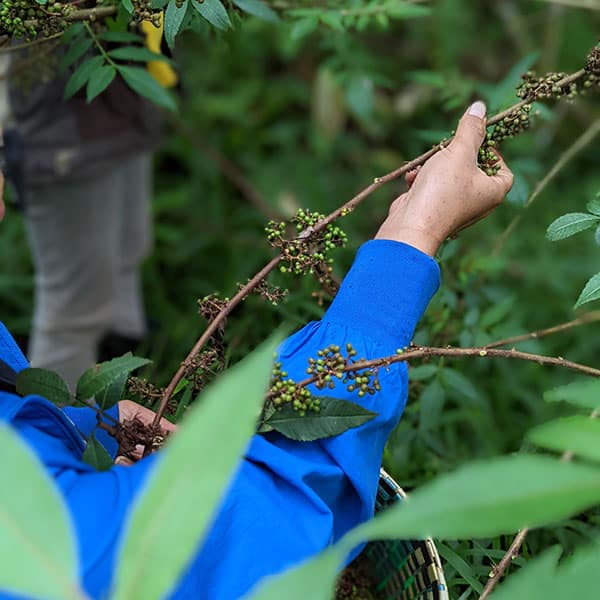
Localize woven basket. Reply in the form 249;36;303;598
336;468;448;600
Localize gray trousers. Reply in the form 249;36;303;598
25;153;153;391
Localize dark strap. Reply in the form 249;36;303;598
0;357;19;395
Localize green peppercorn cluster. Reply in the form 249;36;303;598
477;104;534;176
267;342;383;420
0;0;67;40
265;208;348;278
130;0;161;26
269;362;320;416
517;70;580;102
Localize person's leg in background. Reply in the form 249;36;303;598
25;153;154;391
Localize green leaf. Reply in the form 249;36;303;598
112;335;280;600
419;379;445;433
587;195;600;216
595;224;600;246
246;546;342;600
346;455;600;543
82;432;114;471
58;36;93;72
95;371;128;410
98;30;143;43
108;46;169;62
64;55;104;98
345;75;375;120
118;66;177;111
440;367;480;404
232;0;279;23
409;364;438;381
486;52;539;111
16;368;72;406
76;352;151;401
290;16;319;40
544;379;600;410
546;213;600;241
436;542;483;593
86;65;117;102
385;1;431;19
121;0;134;13
575;272;600;308
164;0;189;49
192;0;231;30
550;540;600;600
263;397;377;441
528;415;600;462
60;23;85;43
491;546;561;600
319;11;344;31
0;425;82;600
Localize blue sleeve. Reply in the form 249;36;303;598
62;404;120;458
24;240;440;600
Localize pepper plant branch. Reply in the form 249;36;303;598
478;406;600;599
152;64;591;426
267;345;600;399
484;310;600;349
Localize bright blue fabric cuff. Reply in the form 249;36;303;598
62;404;120;458
323;240;440;352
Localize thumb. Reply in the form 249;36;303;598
450;101;487;160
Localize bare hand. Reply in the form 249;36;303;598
114;399;177;466
375;101;514;255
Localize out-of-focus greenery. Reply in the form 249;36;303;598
1;0;599;595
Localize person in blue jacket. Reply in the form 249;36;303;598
0;101;513;600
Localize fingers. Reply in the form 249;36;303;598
450;101;487;160
405;166;421;189
115;456;134;467
487;149;514;196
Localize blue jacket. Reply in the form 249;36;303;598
0;240;439;599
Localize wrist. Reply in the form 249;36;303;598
374;225;442;256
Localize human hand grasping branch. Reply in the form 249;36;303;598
376;101;514;255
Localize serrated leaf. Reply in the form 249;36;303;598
575;272;600;308
108;46;169;62
118;66;177;111
76;352;151;400
95;371;128;410
164;0;189;49
64;55;104;98
544;379;600;410
587;196;600;216
546;213;600;241
82;432;114;471
112;335;280;600
16;368;72;406
99;30;143;43
86;65;116;102
192;0;231;30
263;397;377;441
58;36;93;72
346;455;600;543
0;425;82;600
528;415;600;463
121;0;134;13
232;0;279;22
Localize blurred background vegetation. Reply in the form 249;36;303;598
2;0;599;595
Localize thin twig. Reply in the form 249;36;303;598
493;116;600;256
484;310;600;349
152;65;591;426
479;406;600;599
269;346;600;398
0;31;62;53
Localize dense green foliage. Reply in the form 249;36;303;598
1;0;600;597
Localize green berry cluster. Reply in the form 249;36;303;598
0;0;66;40
584;44;600;81
130;0;161;26
269;362;320;416
265;208;348;278
517;70;579;102
478;104;534;176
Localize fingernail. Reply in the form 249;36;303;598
468;101;486;119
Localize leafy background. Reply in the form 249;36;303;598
2;0;600;596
